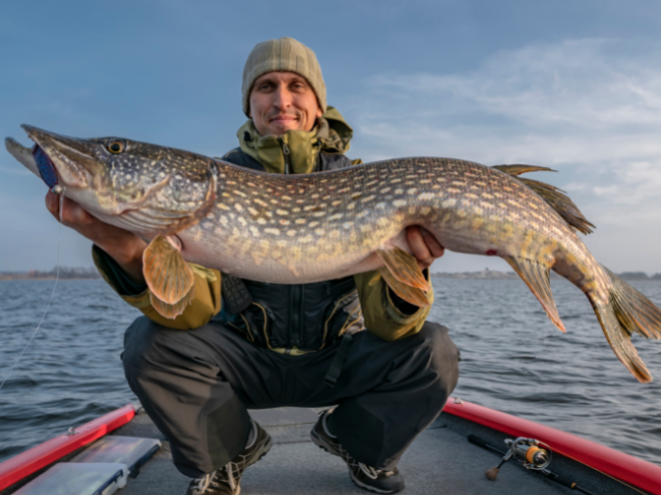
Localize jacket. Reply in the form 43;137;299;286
93;107;433;349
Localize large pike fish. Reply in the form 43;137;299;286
6;125;661;383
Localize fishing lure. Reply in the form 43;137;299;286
32;144;63;194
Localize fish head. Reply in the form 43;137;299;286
21;125;217;237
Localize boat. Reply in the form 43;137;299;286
0;398;659;495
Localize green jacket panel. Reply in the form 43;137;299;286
92;245;221;330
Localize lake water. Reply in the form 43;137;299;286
1;277;660;466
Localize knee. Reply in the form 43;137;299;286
413;322;460;387
122;316;170;375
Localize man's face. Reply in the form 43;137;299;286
249;71;323;136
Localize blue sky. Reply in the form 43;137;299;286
2;0;661;273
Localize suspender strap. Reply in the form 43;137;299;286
323;332;355;387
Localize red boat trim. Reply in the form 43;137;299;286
0;403;135;491
444;398;661;495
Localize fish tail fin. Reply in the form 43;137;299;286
493;164;596;235
605;266;661;340
588;266;661;383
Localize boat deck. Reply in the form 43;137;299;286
113;407;639;495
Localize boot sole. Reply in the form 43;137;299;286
311;430;401;494
349;471;400;494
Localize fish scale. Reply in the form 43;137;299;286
6;126;661;383
187;158;572;285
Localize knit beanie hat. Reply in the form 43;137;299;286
242;37;327;117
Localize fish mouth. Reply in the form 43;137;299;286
21;125;106;189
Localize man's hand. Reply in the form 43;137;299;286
406;226;445;270
45;190;147;284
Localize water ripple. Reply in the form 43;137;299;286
1;278;660;467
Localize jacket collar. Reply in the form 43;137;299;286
236;106;354;174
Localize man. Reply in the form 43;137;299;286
46;37;460;495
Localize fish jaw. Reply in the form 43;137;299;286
21;125;104;190
19;125;218;238
5;137;39;177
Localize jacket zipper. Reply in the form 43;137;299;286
290;285;303;347
279;136;300;348
278;137;291;174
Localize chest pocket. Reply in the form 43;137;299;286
226;277;364;352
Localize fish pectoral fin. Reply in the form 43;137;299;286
379;267;431;308
492;164;556;176
506;256;565;332
149;287;196;319
143;235;196;318
376;246;431;291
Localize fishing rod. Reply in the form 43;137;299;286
468;434;597;495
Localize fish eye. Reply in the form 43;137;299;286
107;140;126;154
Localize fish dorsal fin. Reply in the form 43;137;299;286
143;235;196;318
519;178;595;235
376;247;431;291
493;165;596;235
378;267;431;308
506;256;565;332
492;164;555;176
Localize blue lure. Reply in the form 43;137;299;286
32;145;58;188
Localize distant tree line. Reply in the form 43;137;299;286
0;267;101;280
618;272;661;280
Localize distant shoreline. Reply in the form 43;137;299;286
432;269;661;281
0;276;101;281
0;267;101;281
1;269;659;282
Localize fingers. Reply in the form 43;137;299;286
406;226;445;269
45;190;60;221
44;190;94;227
420;227;445;258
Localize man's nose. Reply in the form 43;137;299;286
272;86;293;108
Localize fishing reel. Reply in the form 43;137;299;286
485;437;551;481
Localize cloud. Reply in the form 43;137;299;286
345;38;661;272
352;38;661;160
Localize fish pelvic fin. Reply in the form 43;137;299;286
378;267;431;308
506;256;565;332
376;246;431;291
143;235;196;318
493;164;596;235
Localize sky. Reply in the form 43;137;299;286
1;0;661;274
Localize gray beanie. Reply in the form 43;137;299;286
242;37;327;116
